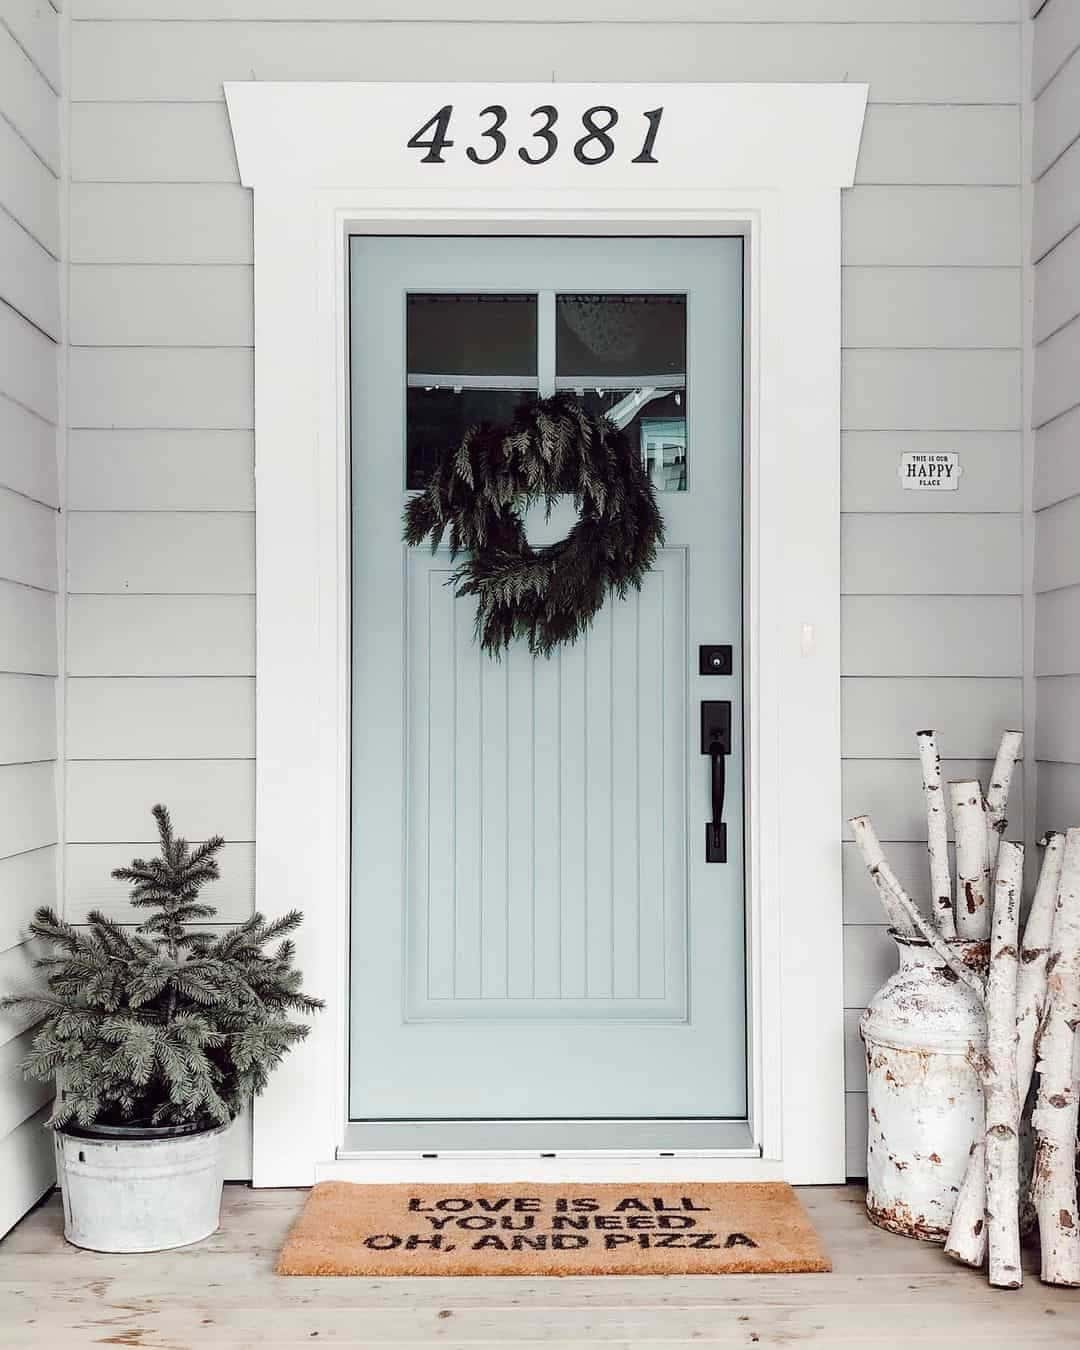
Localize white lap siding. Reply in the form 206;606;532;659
63;2;1025;1181
0;0;61;1237
1033;0;1080;855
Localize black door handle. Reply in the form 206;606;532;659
701;701;731;864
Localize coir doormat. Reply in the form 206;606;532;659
276;1181;830;1276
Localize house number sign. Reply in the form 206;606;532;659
406;104;664;166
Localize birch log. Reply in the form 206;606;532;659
945;1139;987;1268
1016;833;1066;1105
950;780;992;941
985;730;1023;875
850;815;984;995
976;838;1023;1288
1031;827;1080;1287
917;730;956;939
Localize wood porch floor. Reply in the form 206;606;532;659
1;1184;1078;1347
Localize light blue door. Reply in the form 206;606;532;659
350;237;744;1128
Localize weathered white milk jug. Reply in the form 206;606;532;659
860;933;988;1241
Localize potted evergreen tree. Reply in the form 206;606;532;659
1;805;323;1253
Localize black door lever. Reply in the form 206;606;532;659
701;701;731;863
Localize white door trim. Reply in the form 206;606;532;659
225;82;867;1187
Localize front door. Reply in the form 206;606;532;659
349;236;745;1134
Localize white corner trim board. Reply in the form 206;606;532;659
225;82;866;1188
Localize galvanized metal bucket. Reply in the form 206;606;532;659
860;932;988;1242
55;1120;230;1252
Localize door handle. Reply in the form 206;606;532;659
701;701;731;863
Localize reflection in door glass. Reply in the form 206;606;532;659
405;294;538;490
557;295;687;492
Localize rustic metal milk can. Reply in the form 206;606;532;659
860;932;988;1241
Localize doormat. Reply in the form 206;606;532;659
276;1181;830;1276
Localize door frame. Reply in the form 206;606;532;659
226;82;867;1186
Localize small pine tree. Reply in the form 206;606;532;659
1;805;323;1132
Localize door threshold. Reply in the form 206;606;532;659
319;1136;777;1186
339;1118;758;1158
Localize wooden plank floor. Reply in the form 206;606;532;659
2;1184;1079;1347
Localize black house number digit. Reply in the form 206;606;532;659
405;105;662;167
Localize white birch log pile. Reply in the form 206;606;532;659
1031;827;1080;1287
944;831;1066;1271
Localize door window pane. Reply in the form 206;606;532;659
556;295;687;493
406;293;538;490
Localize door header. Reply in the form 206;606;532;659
226;82;866;191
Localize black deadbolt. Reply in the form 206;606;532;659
699;644;733;676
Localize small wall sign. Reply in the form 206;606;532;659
899;452;961;491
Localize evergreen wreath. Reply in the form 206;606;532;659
404;394;665;657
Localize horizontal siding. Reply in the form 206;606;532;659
1035;585;1080;675
841;596;1022;676
0;1107;54;1239
0;393;58;508
66;677;255;759
1034;495;1080;593
67;512;254;594
1034;221;1080;345
1035;676;1080;764
1034;403;1080;509
843;268;1020;349
1033;45;1080;177
67;430;253;510
842;350;1021;431
0;111;59;254
0;207;59;339
1033;314;1080;428
66;759;254;842
841;514;1022;595
68;1;1024;19
0;1029;52;1138
1038;763;1080;837
1033;0;1080;96
68;347;253;428
0;580;57;675
67;594;255;675
70;266;253;346
0;846;57;954
841;677;1021;758
69;23;1021;103
0;300;58;424
0;490;58;592
1;0;61;93
1033;135;1080;259
0;674;56;765
0;763;57;867
844;185;1020;266
0;21;58;171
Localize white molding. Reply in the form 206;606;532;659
225;82;865;1188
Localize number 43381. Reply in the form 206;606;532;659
407;104;663;167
